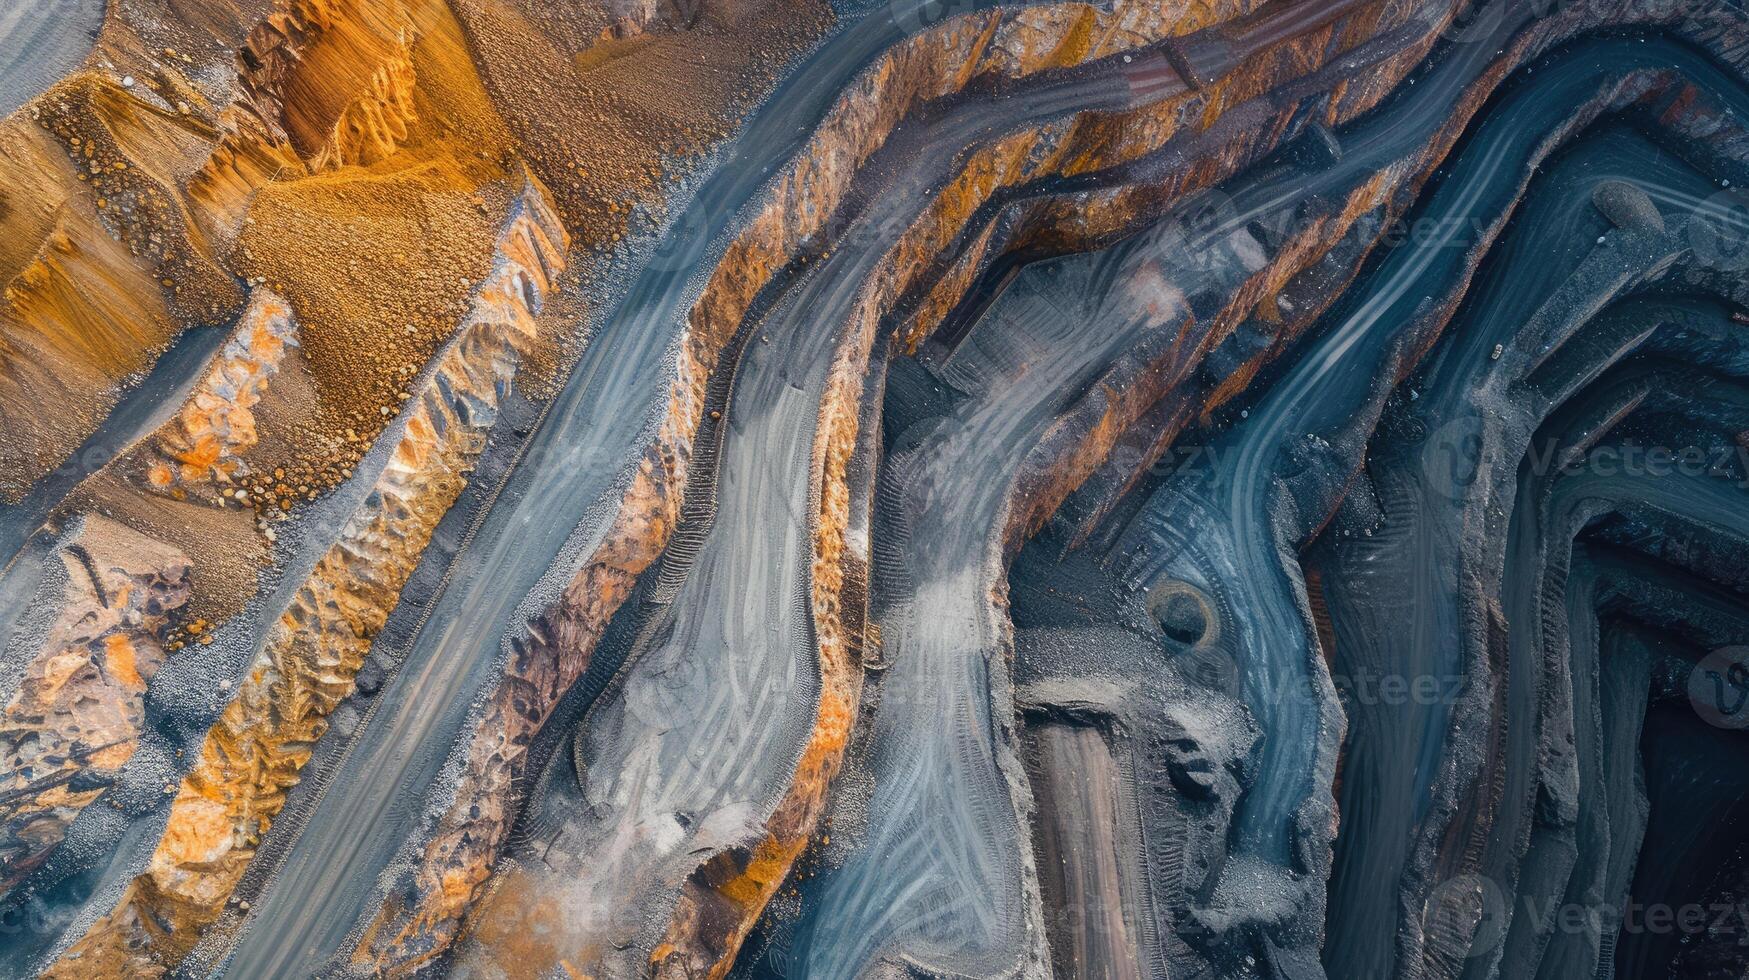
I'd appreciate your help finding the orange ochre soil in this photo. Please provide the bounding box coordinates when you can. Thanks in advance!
[0,0,832,612]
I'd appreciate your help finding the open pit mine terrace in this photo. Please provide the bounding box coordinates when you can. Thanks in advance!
[2,0,1749,977]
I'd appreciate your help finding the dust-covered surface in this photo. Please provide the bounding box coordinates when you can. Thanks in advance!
[4,0,1749,978]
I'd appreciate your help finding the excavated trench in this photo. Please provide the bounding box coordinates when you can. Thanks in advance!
[997,16,1749,980]
[4,0,1749,977]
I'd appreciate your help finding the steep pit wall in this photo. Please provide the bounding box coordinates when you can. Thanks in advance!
[1420,88,1749,980]
[0,72,242,501]
[686,0,1264,364]
[847,3,1493,583]
[224,0,534,487]
[31,75,241,319]
[1020,19,1749,973]
[144,290,298,494]
[357,1,1315,970]
[0,516,189,898]
[0,0,319,505]
[658,4,1749,973]
[43,176,567,979]
[883,1,1445,449]
[650,4,1450,973]
[232,0,523,176]
[1052,0,1749,549]
[0,0,819,510]
[377,3,1475,977]
[896,0,1443,351]
[88,0,277,91]
[18,0,561,637]
[41,287,301,624]
[0,0,532,507]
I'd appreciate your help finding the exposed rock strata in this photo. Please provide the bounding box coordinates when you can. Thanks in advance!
[957,12,1749,980]
[0,517,189,898]
[45,175,565,978]
[142,288,299,497]
[6,0,1749,976]
[0,73,238,500]
[365,2,1465,974]
[1021,21,1749,980]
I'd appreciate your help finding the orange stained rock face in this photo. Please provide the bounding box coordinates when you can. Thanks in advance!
[457,869,580,980]
[46,177,567,978]
[372,0,1428,973]
[152,289,300,492]
[156,795,239,876]
[0,516,189,895]
[102,633,143,690]
[15,0,1728,978]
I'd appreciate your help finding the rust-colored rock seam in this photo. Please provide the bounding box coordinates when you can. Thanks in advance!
[351,1,1501,975]
[42,173,567,979]
[0,517,190,900]
[349,0,1277,971]
[642,4,1452,978]
[647,3,1749,975]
